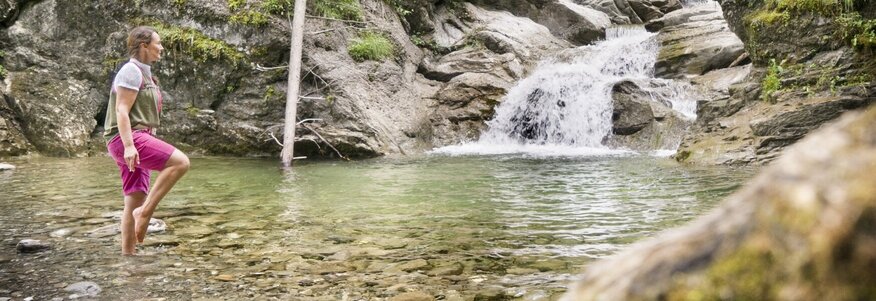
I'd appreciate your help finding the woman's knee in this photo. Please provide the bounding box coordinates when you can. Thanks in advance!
[168,150,190,173]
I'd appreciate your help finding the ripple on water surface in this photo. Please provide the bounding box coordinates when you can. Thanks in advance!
[0,155,755,300]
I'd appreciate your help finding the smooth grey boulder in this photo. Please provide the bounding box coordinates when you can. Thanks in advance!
[16,239,51,253]
[611,81,654,135]
[64,281,101,297]
[0,162,14,170]
[605,80,692,151]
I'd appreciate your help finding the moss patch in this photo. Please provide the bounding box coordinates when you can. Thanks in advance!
[0,50,6,79]
[136,19,245,65]
[348,31,395,62]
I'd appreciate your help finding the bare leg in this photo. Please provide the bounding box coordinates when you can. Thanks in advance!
[134,149,190,243]
[122,192,146,255]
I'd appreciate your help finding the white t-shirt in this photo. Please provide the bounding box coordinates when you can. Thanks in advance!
[112,58,154,93]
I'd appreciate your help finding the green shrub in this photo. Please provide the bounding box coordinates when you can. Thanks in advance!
[382,0,412,16]
[314,0,362,20]
[836,12,876,49]
[260,0,294,15]
[0,65,6,79]
[749,10,790,27]
[142,20,245,65]
[230,10,270,26]
[761,59,784,102]
[228,0,246,11]
[348,31,395,62]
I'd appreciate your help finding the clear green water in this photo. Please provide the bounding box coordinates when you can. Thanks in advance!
[0,155,755,300]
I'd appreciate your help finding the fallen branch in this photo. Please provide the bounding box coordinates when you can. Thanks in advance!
[297,118,324,125]
[300,124,350,161]
[255,63,288,71]
[309,26,359,35]
[305,15,372,25]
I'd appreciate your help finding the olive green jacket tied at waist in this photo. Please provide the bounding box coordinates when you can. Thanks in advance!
[103,59,163,142]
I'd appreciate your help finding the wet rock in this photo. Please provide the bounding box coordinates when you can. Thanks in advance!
[87,218,166,238]
[473,286,508,301]
[63,281,101,297]
[390,292,435,301]
[325,236,355,244]
[691,64,752,98]
[213,274,235,282]
[654,2,744,78]
[463,3,571,62]
[645,2,723,32]
[394,259,431,273]
[0,163,15,171]
[298,278,315,287]
[427,262,464,276]
[506,267,540,275]
[539,0,612,45]
[16,239,50,253]
[611,81,654,135]
[605,80,693,151]
[567,106,876,300]
[311,262,351,275]
[49,228,75,238]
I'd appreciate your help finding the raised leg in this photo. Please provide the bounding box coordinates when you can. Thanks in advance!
[133,149,190,243]
[122,192,146,255]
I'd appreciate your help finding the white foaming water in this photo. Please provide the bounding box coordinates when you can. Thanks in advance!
[432,26,697,157]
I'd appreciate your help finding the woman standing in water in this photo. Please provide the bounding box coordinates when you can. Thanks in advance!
[105,26,190,255]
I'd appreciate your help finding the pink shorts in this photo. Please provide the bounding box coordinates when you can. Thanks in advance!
[107,130,176,196]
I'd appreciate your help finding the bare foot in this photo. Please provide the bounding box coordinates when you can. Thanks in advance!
[132,207,149,243]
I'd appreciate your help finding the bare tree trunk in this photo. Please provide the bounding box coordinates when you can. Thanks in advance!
[281,0,308,167]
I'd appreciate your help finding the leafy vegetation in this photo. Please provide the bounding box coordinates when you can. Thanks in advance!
[348,31,395,62]
[748,10,790,27]
[227,0,363,26]
[0,50,6,79]
[138,19,245,65]
[313,0,363,21]
[761,59,783,102]
[382,0,412,16]
[836,12,876,49]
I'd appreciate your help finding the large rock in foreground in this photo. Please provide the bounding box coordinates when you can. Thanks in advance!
[564,105,876,300]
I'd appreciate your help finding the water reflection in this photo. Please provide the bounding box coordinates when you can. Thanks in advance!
[0,155,755,300]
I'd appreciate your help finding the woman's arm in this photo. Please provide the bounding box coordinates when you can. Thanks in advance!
[116,87,140,171]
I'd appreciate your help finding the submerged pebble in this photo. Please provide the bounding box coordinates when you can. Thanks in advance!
[16,239,51,253]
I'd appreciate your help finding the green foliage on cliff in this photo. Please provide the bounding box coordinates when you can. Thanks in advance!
[228,0,363,26]
[383,0,412,16]
[314,0,363,21]
[836,13,876,49]
[761,59,783,102]
[348,31,395,62]
[142,20,245,65]
[748,10,790,27]
[0,50,6,79]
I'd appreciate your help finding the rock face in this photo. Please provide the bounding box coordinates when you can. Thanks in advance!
[675,0,876,165]
[653,2,745,79]
[564,104,876,301]
[0,0,611,159]
[605,80,692,151]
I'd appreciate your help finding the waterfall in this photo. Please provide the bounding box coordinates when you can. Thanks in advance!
[432,26,697,157]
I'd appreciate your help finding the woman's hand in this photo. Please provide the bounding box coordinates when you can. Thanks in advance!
[124,145,140,172]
